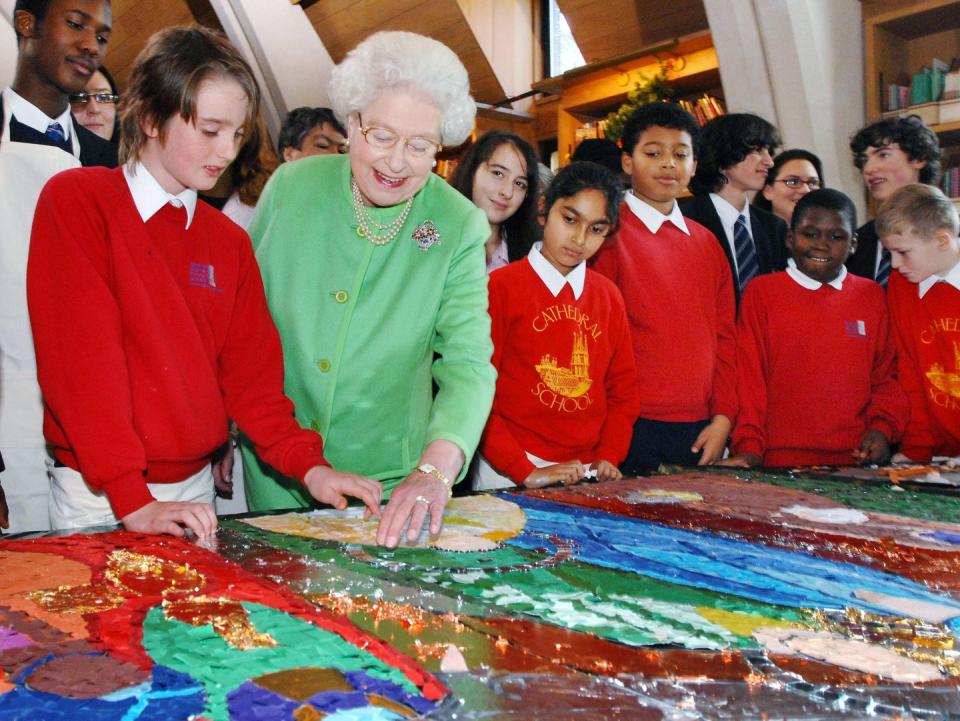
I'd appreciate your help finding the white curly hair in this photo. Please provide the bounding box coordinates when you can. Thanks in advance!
[328,31,476,147]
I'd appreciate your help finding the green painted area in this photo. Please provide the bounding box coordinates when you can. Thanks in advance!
[742,471,960,522]
[141,601,420,721]
[224,521,804,651]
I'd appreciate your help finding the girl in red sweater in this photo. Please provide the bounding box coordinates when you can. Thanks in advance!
[723,189,907,468]
[27,27,381,538]
[477,162,640,489]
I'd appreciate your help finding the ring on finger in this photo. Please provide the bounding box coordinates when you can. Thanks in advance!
[413,495,430,506]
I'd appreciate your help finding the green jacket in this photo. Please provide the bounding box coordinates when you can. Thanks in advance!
[241,155,495,510]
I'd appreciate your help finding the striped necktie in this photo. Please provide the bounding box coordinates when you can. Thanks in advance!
[734,214,759,290]
[45,122,65,143]
[876,247,892,287]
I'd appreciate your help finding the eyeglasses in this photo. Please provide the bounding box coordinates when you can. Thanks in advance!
[357,114,442,158]
[776,176,821,190]
[69,92,119,106]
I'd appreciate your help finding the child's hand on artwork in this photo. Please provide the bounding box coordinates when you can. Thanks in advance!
[304,465,382,516]
[853,430,892,466]
[716,453,761,468]
[593,460,622,482]
[0,481,8,532]
[691,415,732,465]
[121,500,217,538]
[523,461,586,489]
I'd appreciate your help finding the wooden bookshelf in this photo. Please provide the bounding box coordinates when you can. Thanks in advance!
[532,32,722,167]
[863,0,960,201]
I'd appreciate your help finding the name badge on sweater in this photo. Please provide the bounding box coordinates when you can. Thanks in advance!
[844,320,867,338]
[189,262,222,292]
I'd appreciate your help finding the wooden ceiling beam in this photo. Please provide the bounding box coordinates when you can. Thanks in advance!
[304,0,506,106]
[556,0,708,65]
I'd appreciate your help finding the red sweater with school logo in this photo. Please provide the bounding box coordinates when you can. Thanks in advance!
[480,259,640,483]
[731,272,907,466]
[887,271,960,460]
[591,204,737,422]
[27,166,328,519]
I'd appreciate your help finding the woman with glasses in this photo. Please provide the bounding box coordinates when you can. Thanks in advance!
[240,31,495,548]
[69,66,119,143]
[753,149,825,224]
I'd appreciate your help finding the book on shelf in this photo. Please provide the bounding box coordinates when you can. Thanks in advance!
[943,165,959,201]
[677,94,725,127]
[885,57,959,111]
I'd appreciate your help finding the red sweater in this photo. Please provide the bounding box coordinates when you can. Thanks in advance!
[480,259,639,482]
[731,272,907,466]
[887,271,960,460]
[27,167,327,518]
[591,204,737,422]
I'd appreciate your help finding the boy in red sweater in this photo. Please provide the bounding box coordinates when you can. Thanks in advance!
[592,103,736,474]
[723,189,907,468]
[27,27,380,537]
[878,184,960,461]
[477,162,639,489]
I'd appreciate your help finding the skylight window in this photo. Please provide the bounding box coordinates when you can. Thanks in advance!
[546,0,585,76]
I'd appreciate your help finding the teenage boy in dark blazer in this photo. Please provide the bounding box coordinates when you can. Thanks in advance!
[846,115,941,286]
[0,0,115,534]
[680,113,788,305]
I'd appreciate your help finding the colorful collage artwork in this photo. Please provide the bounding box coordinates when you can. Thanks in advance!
[2,470,960,719]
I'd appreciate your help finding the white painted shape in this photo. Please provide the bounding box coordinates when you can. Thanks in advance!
[780,505,869,524]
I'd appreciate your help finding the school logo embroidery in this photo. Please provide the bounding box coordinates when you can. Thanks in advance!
[529,303,602,413]
[844,320,867,338]
[925,341,960,400]
[189,262,221,292]
[536,330,592,398]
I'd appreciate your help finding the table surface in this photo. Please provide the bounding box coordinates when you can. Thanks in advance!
[2,466,960,721]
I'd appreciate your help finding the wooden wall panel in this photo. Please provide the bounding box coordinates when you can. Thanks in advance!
[304,0,506,105]
[103,0,221,90]
[556,0,708,64]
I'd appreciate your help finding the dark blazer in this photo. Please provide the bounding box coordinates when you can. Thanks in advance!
[846,220,879,280]
[0,96,118,168]
[679,194,789,304]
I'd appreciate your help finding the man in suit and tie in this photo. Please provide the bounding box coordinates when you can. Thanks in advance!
[680,113,788,306]
[0,0,115,533]
[846,115,941,287]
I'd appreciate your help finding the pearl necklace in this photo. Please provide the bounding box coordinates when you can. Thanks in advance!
[351,178,414,246]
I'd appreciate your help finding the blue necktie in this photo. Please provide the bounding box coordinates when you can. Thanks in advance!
[876,247,891,287]
[734,214,759,291]
[45,122,65,143]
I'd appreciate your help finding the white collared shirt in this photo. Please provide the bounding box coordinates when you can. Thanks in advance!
[709,193,753,276]
[527,241,586,300]
[123,162,197,229]
[624,190,690,235]
[918,258,960,299]
[786,258,847,291]
[2,86,77,157]
[486,231,510,273]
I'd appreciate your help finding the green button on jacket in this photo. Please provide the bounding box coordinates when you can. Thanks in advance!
[240,155,495,511]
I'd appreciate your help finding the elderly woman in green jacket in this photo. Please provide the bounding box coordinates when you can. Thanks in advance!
[241,31,495,548]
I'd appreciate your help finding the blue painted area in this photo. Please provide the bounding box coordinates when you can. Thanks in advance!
[342,671,436,716]
[507,494,960,625]
[224,669,431,720]
[0,661,204,721]
[920,530,960,546]
[226,681,300,721]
